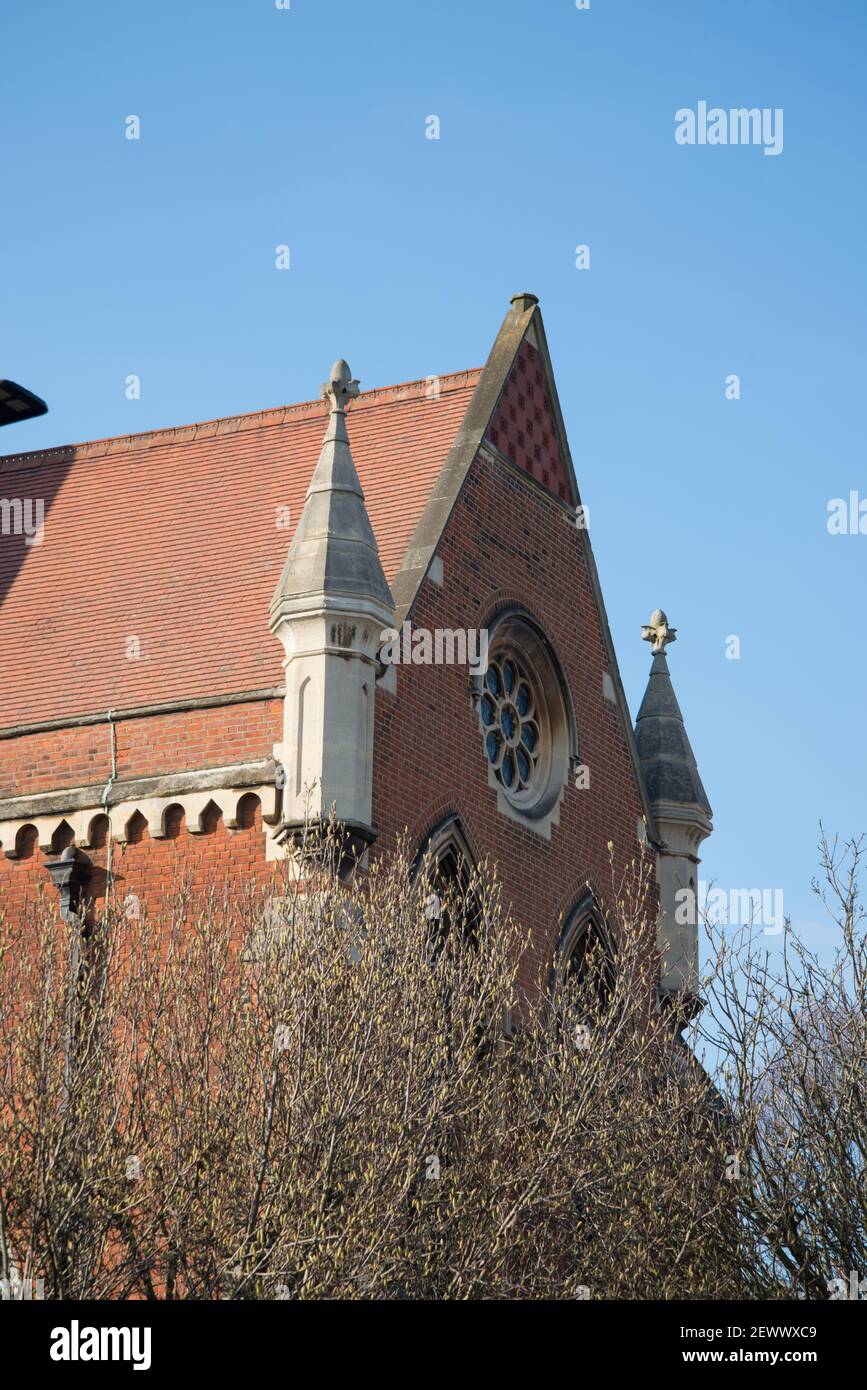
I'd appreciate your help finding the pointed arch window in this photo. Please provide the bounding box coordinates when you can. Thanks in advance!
[415,815,481,951]
[553,895,614,1018]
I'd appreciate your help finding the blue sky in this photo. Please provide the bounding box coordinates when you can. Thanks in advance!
[3,0,865,963]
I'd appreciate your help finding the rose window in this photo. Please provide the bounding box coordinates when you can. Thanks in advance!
[479,657,541,795]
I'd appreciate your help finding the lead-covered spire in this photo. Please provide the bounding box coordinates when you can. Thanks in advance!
[635,610,711,825]
[635,610,712,1009]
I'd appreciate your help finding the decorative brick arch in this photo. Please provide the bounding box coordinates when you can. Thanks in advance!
[412,810,480,880]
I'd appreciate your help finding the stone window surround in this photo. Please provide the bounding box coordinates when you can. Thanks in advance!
[471,606,577,841]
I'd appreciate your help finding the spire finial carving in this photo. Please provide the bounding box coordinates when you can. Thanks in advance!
[321,359,360,413]
[641,608,677,654]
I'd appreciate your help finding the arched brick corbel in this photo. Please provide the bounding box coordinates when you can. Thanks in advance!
[1,781,283,858]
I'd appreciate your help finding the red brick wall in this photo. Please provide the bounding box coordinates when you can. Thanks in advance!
[372,445,653,995]
[0,794,280,925]
[485,338,572,503]
[0,700,284,917]
[0,699,282,799]
[1,457,653,992]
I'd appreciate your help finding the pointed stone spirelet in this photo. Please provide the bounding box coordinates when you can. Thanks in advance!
[270,360,393,627]
[635,611,711,820]
[635,610,712,1007]
[269,362,395,856]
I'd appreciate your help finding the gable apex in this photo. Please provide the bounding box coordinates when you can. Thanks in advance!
[390,293,564,624]
[388,293,659,843]
[484,328,577,506]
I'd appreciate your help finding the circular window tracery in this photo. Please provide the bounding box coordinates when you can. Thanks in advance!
[475,613,573,831]
[480,657,541,796]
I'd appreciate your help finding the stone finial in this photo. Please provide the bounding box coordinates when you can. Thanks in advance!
[641,608,677,654]
[321,359,360,413]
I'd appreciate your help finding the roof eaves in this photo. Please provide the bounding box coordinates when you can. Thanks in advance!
[0,369,481,477]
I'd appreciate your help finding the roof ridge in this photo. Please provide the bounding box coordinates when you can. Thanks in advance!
[0,367,482,474]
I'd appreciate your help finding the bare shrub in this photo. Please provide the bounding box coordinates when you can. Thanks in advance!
[0,833,768,1300]
[699,831,867,1299]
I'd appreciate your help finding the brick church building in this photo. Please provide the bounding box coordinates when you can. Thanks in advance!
[0,294,712,1011]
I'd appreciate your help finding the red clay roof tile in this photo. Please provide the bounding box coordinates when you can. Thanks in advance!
[0,370,481,729]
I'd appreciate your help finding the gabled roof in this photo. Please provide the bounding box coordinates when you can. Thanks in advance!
[0,370,479,730]
[387,293,659,841]
[389,295,581,622]
[0,293,661,846]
